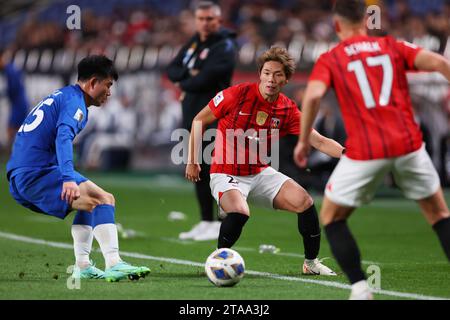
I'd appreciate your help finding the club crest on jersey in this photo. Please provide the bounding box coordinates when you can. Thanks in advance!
[270,117,280,129]
[256,111,268,126]
[73,108,84,122]
[213,91,224,107]
[199,48,209,60]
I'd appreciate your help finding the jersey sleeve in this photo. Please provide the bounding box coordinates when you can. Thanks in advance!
[56,124,76,182]
[56,94,85,135]
[395,40,423,71]
[309,53,332,87]
[208,85,240,119]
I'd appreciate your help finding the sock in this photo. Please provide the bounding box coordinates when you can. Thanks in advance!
[432,217,450,260]
[196,162,214,221]
[324,220,366,284]
[92,205,122,269]
[298,205,321,260]
[72,211,94,269]
[217,212,249,248]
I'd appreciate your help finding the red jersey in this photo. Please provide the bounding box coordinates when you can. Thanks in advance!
[208,82,301,176]
[310,35,423,160]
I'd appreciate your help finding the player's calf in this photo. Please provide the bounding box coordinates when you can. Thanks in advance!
[217,212,249,249]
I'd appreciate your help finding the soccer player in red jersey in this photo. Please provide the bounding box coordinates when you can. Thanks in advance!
[185,47,345,275]
[295,0,450,299]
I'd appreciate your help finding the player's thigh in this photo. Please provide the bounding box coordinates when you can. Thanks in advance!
[248,167,292,210]
[273,179,313,213]
[416,188,450,225]
[392,145,441,201]
[220,190,250,216]
[325,156,391,207]
[10,167,87,219]
[71,180,115,211]
[320,196,355,226]
[210,173,251,216]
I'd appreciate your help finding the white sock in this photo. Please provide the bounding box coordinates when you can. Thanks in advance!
[305,258,317,265]
[93,223,122,269]
[71,225,93,269]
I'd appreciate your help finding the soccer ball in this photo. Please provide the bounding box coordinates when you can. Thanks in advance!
[205,248,245,287]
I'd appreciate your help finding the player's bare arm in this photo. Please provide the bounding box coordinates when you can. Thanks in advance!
[185,105,217,182]
[414,49,450,82]
[309,129,345,158]
[294,80,328,168]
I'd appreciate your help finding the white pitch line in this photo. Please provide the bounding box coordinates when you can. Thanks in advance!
[195,244,380,265]
[0,231,447,300]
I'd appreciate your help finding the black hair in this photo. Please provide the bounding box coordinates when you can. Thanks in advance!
[195,1,221,15]
[77,55,118,81]
[333,0,367,23]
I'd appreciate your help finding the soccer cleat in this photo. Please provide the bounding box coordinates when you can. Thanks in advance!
[302,258,337,276]
[193,221,221,241]
[104,261,150,282]
[179,221,213,240]
[349,280,374,300]
[71,262,105,279]
[349,289,374,300]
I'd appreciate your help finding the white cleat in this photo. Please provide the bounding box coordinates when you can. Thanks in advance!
[193,221,221,241]
[302,258,337,276]
[349,280,374,300]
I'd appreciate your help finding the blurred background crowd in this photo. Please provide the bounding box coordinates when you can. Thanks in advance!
[0,0,449,190]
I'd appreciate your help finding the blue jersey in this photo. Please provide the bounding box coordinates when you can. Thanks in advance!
[7,84,88,182]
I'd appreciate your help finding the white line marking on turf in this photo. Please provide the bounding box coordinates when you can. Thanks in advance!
[0,231,447,300]
[162,239,381,265]
[228,246,379,265]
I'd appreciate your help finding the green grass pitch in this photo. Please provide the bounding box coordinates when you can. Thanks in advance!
[0,168,449,300]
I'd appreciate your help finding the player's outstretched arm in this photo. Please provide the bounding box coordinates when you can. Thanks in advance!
[414,49,450,82]
[309,129,345,158]
[185,105,217,182]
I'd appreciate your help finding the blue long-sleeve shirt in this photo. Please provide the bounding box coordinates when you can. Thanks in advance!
[7,84,88,182]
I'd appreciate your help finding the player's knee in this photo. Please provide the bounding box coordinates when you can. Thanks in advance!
[230,207,250,216]
[99,192,115,206]
[294,194,314,213]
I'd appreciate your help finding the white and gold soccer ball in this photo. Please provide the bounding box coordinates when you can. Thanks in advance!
[205,248,245,287]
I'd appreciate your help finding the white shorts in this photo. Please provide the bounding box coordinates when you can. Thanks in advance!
[210,167,291,216]
[325,144,441,207]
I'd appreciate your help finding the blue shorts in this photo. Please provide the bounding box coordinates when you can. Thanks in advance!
[8,166,88,219]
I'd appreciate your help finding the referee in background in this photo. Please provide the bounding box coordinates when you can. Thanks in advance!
[167,1,237,241]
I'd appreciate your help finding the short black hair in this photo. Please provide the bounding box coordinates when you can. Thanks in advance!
[333,0,367,23]
[195,1,221,16]
[77,55,118,82]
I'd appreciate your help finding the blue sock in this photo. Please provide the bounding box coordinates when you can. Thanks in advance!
[92,204,115,228]
[73,210,93,227]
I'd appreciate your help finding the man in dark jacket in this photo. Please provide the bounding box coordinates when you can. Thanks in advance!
[167,1,237,241]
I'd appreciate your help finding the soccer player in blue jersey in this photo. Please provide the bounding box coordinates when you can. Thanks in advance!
[6,55,150,282]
